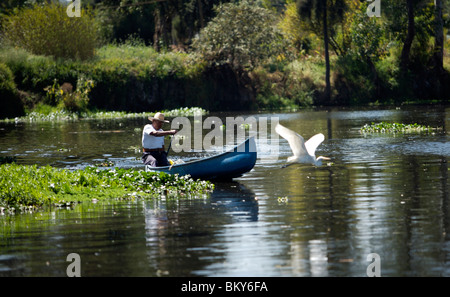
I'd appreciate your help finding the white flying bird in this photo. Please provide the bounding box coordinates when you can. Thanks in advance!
[275,123,330,167]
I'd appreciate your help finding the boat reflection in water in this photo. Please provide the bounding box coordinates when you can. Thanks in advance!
[142,181,259,276]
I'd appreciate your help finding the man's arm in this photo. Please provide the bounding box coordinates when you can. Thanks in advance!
[149,130,177,137]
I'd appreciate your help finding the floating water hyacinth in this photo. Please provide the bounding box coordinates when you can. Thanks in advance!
[360,122,441,134]
[3,107,208,123]
[26,110,80,122]
[0,164,214,214]
[162,107,207,117]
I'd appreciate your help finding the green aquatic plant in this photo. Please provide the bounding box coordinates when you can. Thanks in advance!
[89,107,208,119]
[162,107,207,117]
[19,108,80,122]
[3,107,208,123]
[0,164,214,215]
[360,122,440,134]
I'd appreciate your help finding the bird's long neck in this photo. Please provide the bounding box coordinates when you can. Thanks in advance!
[315,156,330,166]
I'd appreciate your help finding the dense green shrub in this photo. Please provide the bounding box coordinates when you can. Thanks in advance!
[0,62,24,119]
[94,42,205,79]
[332,54,376,105]
[252,57,324,109]
[0,47,79,97]
[192,0,285,72]
[1,3,99,60]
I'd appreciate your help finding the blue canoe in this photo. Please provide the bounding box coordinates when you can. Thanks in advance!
[145,137,257,180]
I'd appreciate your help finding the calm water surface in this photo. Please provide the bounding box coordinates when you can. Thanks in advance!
[0,106,449,276]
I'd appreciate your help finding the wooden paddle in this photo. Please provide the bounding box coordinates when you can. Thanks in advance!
[166,135,173,157]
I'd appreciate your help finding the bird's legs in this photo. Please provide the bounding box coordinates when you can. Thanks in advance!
[281,162,296,169]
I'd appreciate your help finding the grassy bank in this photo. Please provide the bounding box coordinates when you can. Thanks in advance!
[0,163,214,215]
[0,44,326,116]
[0,44,213,116]
[1,43,449,121]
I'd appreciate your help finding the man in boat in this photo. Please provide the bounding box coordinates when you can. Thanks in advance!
[142,112,177,167]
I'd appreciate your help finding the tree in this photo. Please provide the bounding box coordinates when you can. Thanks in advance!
[94,0,230,50]
[2,3,99,60]
[191,0,285,107]
[348,3,387,97]
[383,0,437,71]
[192,1,284,72]
[279,0,315,54]
[296,0,346,104]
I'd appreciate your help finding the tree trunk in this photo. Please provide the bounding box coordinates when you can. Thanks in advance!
[432,0,444,74]
[154,7,162,51]
[198,0,205,29]
[323,0,331,103]
[400,0,415,71]
[153,3,171,51]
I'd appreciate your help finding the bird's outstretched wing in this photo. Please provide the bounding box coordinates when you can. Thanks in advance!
[275,123,308,157]
[304,133,325,157]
